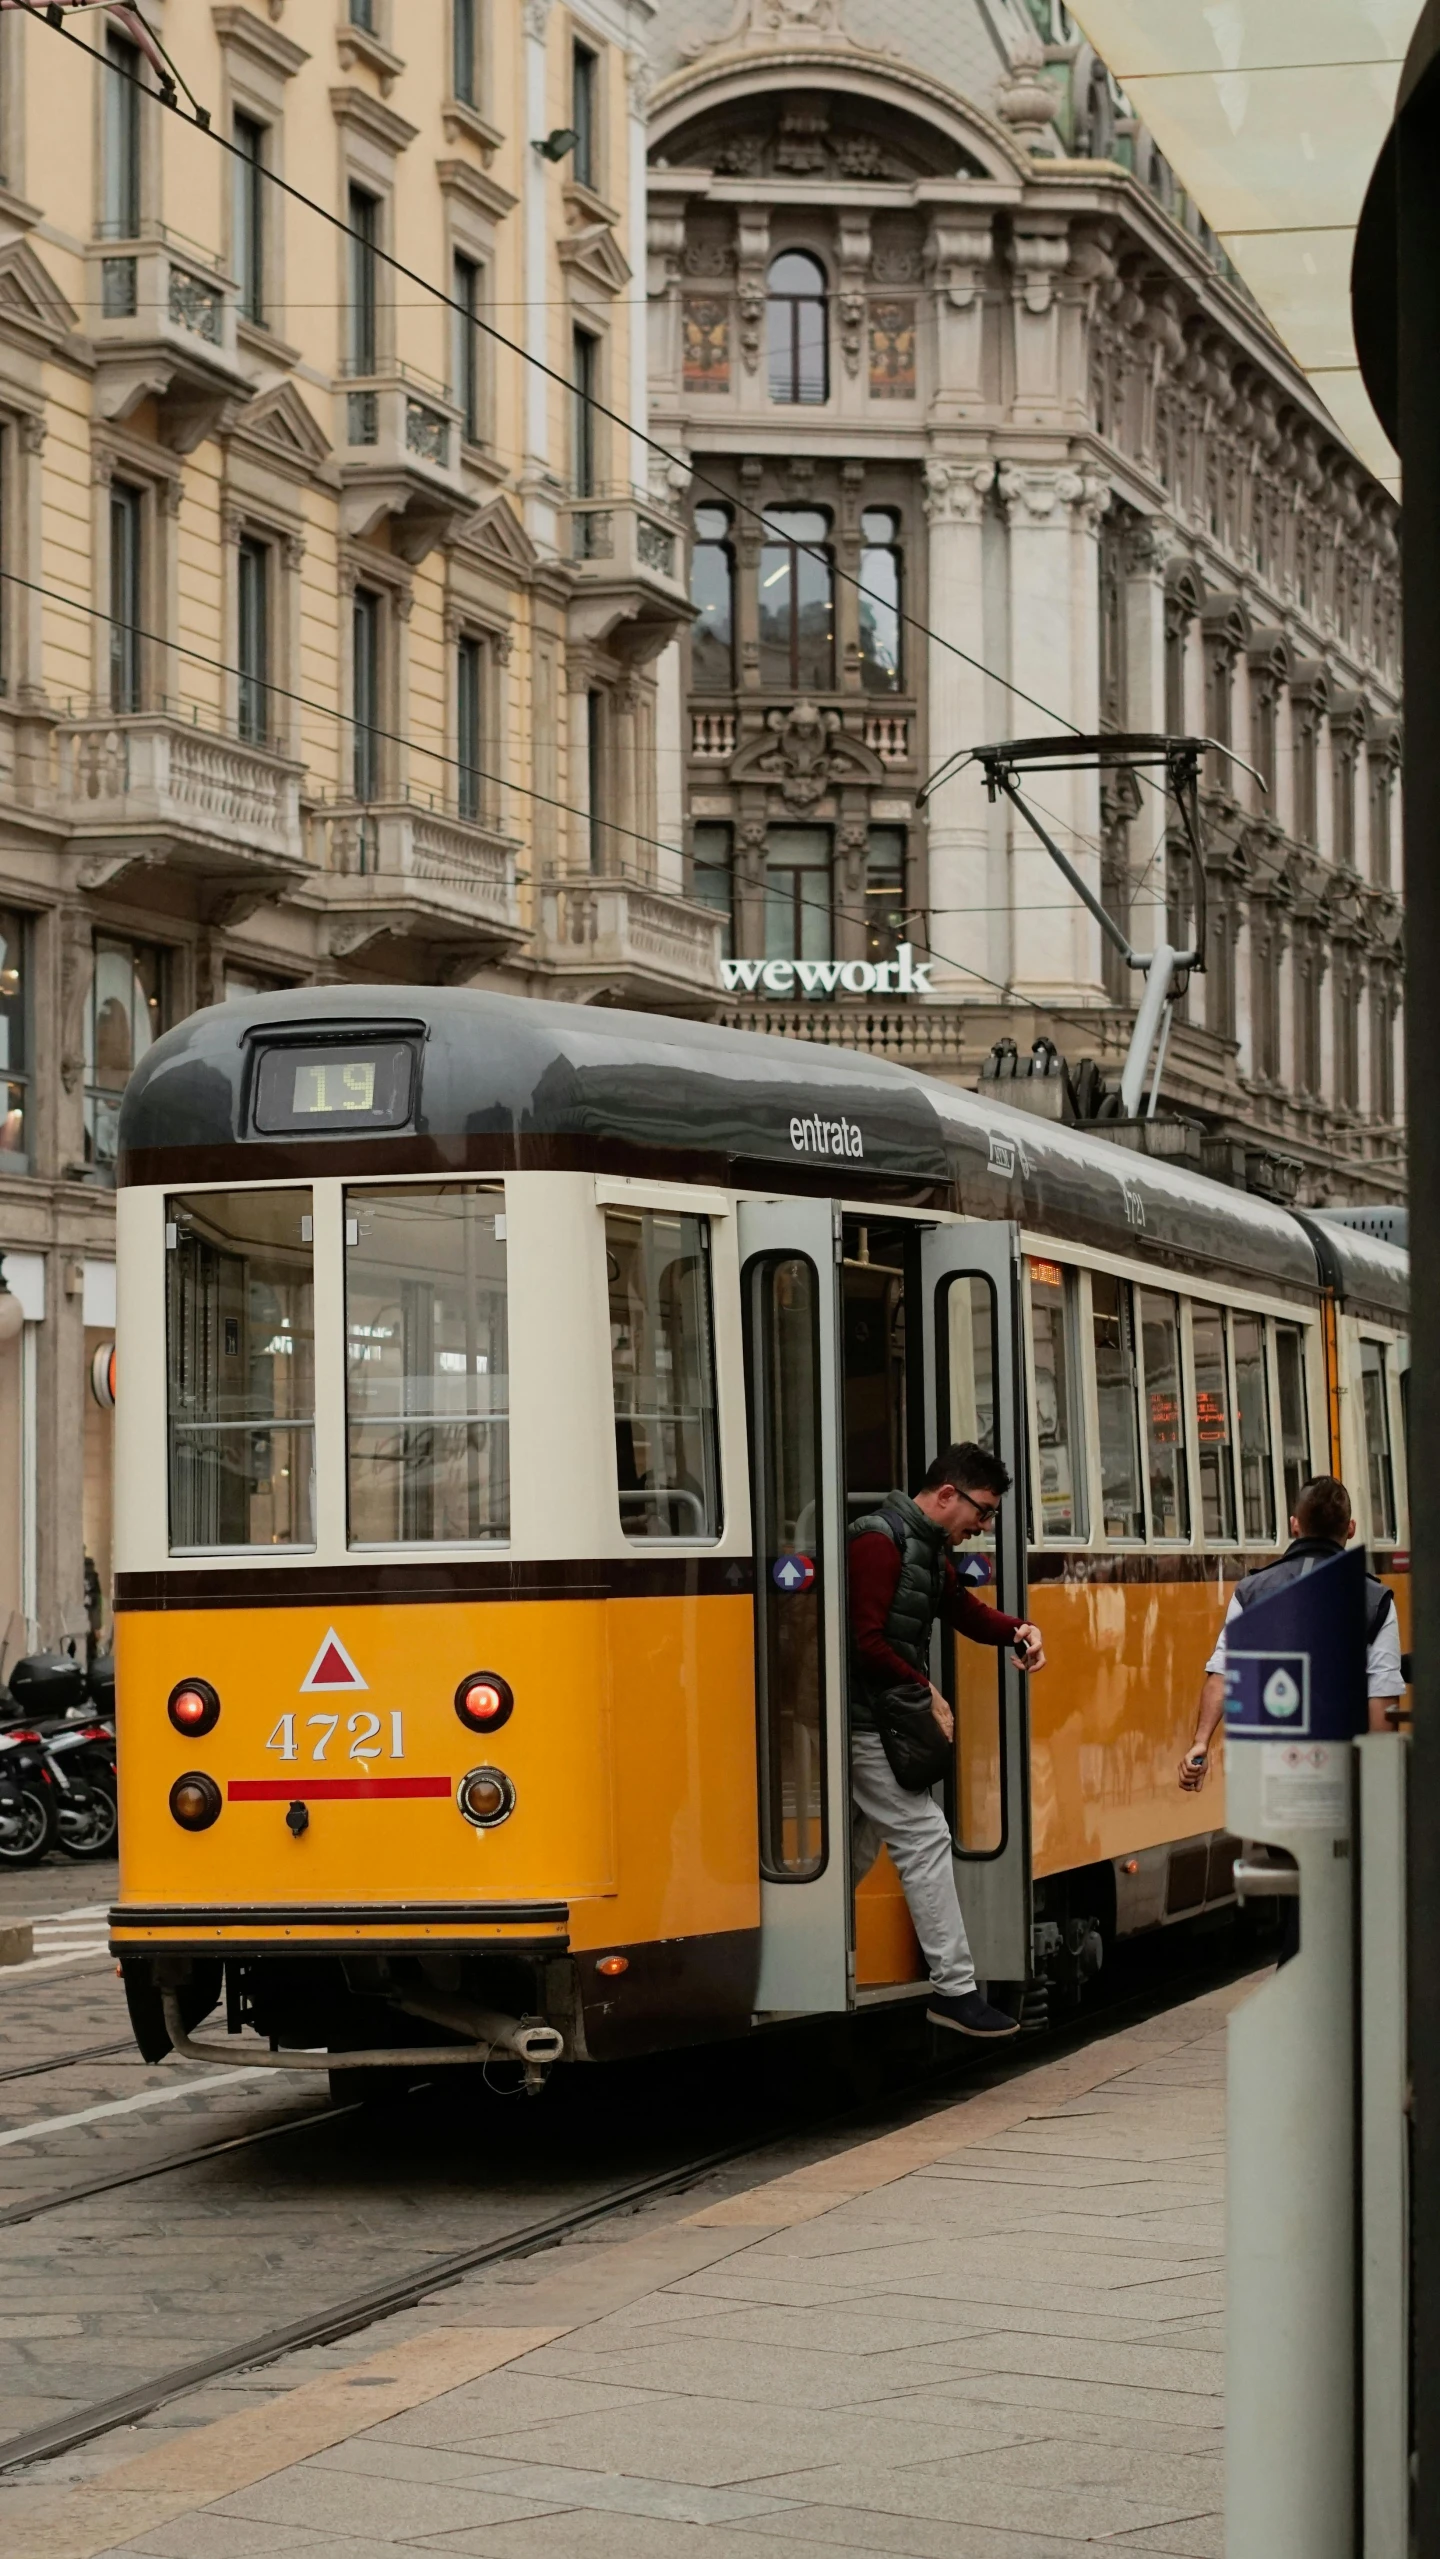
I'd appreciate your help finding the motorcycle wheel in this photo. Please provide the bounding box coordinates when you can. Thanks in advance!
[0,1787,57,1866]
[56,1783,118,1861]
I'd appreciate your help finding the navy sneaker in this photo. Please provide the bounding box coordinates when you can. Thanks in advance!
[927,1989,1020,2039]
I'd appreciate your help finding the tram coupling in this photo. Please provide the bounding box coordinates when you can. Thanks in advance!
[160,1992,566,2096]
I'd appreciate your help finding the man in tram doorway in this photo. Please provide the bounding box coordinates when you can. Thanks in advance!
[849,1444,1046,2041]
[1179,1473,1403,1793]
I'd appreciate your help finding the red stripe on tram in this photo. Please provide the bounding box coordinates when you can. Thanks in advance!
[228,1777,452,1802]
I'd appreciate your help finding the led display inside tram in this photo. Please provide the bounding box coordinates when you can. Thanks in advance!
[252,1040,415,1135]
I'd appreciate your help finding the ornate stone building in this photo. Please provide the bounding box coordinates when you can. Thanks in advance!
[0,0,709,1655]
[645,0,1404,1206]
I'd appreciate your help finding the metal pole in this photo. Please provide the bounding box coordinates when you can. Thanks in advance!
[1119,945,1177,1120]
[1393,40,1440,2548]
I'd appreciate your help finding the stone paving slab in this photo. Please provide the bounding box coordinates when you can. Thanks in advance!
[0,1976,1248,2559]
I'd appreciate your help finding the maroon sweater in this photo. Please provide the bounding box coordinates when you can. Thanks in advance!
[849,1530,1022,1693]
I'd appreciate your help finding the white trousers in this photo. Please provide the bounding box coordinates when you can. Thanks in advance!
[850,1730,976,1998]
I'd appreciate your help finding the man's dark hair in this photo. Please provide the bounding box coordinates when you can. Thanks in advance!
[1294,1476,1353,1542]
[921,1442,1011,1500]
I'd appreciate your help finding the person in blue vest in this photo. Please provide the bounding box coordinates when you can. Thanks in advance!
[849,1444,1046,2041]
[1179,1473,1403,1792]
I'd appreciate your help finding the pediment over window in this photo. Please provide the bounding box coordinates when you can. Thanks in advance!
[231,380,336,483]
[558,223,633,297]
[459,494,538,577]
[0,240,80,358]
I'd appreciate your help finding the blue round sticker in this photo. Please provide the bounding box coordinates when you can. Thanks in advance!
[772,1554,815,1593]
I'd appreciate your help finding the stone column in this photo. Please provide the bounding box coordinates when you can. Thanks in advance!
[654,638,684,891]
[996,461,1109,1003]
[921,457,994,996]
[625,56,650,489]
[923,212,993,423]
[612,675,641,880]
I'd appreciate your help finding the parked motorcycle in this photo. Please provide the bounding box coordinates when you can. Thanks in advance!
[0,1726,55,1866]
[2,1649,117,1862]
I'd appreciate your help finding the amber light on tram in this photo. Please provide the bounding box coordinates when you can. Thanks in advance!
[596,1955,629,1977]
[168,1678,220,1737]
[455,1671,514,1734]
[457,1766,515,1828]
[170,1772,222,1831]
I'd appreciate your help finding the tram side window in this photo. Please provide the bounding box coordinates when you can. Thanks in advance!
[1140,1289,1189,1539]
[1275,1323,1311,1519]
[166,1189,315,1552]
[1359,1338,1397,1544]
[1028,1259,1085,1539]
[749,1255,825,1880]
[1091,1273,1143,1539]
[345,1186,508,1545]
[1192,1303,1237,1540]
[1233,1313,1276,1544]
[607,1209,720,1540]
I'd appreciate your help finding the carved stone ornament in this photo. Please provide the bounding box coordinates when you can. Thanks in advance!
[522,0,552,40]
[730,699,885,810]
[683,0,855,60]
[998,465,1110,536]
[923,459,995,527]
[993,28,1057,150]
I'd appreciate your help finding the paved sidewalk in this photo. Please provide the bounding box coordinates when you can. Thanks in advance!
[0,1978,1246,2559]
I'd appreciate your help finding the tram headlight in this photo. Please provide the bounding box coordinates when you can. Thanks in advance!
[169,1772,222,1831]
[455,1671,514,1735]
[168,1678,220,1737]
[457,1765,515,1828]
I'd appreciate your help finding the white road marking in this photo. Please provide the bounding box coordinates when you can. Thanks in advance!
[0,1904,111,1980]
[0,2067,271,2147]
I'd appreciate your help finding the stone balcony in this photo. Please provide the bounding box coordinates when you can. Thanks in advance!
[57,709,308,905]
[337,364,472,561]
[531,872,724,1011]
[564,484,693,665]
[306,799,526,969]
[88,226,254,449]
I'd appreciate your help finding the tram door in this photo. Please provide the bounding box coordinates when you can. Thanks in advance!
[740,1198,850,2014]
[921,1220,1032,1985]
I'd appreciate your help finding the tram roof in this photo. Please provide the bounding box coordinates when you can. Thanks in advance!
[119,985,1354,1300]
[1298,1213,1410,1327]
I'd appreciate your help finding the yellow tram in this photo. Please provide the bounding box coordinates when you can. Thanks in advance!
[109,990,1409,2080]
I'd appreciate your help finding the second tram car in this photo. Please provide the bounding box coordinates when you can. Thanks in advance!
[108,989,1409,2080]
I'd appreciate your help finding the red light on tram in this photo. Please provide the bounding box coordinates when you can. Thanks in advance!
[455,1671,514,1734]
[168,1678,220,1737]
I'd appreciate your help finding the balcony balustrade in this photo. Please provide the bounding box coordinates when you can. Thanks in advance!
[532,871,723,1011]
[336,362,472,561]
[564,483,691,663]
[308,797,525,965]
[88,225,253,448]
[57,706,306,894]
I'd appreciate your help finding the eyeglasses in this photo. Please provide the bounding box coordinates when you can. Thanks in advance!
[958,1491,1000,1523]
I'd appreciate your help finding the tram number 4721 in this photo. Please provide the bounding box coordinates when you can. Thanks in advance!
[265,1712,406,1763]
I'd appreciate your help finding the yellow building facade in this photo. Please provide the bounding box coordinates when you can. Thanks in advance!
[0,0,708,1659]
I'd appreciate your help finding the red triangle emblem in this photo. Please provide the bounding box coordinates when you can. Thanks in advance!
[300,1629,367,1693]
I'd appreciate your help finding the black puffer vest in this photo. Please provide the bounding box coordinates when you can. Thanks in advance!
[1233,1536,1395,1645]
[848,1488,948,1731]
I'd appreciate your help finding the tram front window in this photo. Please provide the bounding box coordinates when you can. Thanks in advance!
[607,1208,719,1539]
[166,1188,315,1551]
[345,1185,509,1545]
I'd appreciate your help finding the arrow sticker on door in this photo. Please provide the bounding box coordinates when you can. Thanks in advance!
[772,1555,815,1593]
[300,1628,368,1692]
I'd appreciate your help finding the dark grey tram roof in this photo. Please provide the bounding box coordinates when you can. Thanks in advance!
[1300,1212,1410,1326]
[118,984,1386,1305]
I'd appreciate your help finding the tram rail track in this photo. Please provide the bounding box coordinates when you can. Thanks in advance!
[0,1933,1258,2481]
[0,2038,133,2090]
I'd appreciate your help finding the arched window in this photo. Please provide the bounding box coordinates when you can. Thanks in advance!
[859,509,902,693]
[690,505,734,691]
[758,508,833,691]
[766,251,827,405]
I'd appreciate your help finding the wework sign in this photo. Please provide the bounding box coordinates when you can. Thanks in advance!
[719,942,933,998]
